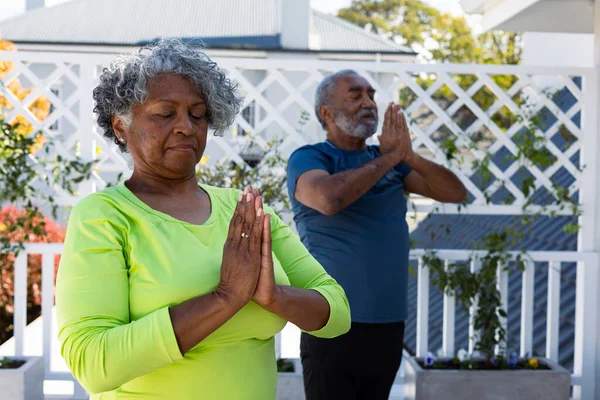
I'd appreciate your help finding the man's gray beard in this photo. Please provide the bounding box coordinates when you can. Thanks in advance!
[333,110,378,139]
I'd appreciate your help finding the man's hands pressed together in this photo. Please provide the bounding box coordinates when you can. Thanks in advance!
[379,103,415,165]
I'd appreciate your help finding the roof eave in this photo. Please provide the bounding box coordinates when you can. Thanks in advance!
[467,0,542,32]
[459,0,486,14]
[8,40,417,56]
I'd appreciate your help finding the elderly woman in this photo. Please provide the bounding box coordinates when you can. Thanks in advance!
[55,38,350,400]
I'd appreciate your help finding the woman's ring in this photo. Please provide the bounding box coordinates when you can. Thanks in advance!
[241,232,249,238]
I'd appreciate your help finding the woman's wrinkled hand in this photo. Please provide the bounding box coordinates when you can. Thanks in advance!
[216,188,265,308]
[250,191,281,309]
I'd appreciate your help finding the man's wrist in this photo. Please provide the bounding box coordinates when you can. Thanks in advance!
[402,152,419,168]
[379,151,402,168]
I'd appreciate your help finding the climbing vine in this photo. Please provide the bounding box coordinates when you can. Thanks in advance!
[416,87,580,359]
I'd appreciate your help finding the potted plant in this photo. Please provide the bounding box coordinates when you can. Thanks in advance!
[404,241,574,399]
[276,358,305,400]
[0,356,44,400]
[404,347,570,399]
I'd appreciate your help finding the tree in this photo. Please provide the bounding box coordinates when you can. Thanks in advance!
[337,0,522,65]
[339,0,439,52]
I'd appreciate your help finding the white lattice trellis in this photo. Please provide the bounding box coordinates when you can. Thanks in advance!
[0,51,592,215]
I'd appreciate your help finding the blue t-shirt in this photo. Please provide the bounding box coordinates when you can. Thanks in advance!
[287,141,412,323]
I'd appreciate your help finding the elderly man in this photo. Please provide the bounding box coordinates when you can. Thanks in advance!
[286,70,467,400]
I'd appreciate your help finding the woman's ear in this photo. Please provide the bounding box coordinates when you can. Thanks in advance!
[112,115,128,143]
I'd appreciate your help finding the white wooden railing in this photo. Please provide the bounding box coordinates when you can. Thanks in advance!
[3,244,597,399]
[409,249,599,395]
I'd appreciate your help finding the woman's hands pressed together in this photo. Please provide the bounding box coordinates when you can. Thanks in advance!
[224,189,332,332]
[216,188,263,307]
[165,187,279,355]
[216,188,279,310]
[169,187,334,354]
[250,191,280,309]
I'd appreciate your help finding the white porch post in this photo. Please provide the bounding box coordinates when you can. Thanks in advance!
[578,2,600,399]
[593,4,600,400]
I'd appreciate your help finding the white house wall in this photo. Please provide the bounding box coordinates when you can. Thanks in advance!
[523,32,594,68]
[522,32,594,91]
[482,0,594,34]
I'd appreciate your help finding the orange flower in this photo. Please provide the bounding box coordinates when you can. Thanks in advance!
[1,40,51,134]
[28,96,51,122]
[10,114,35,135]
[0,40,17,78]
[29,134,46,154]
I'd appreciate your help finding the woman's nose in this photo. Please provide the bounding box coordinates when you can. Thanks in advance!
[174,113,194,136]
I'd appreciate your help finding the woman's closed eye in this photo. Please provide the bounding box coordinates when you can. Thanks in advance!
[154,112,174,118]
[150,109,205,120]
[153,112,203,120]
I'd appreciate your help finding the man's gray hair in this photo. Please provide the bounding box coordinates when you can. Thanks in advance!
[314,70,360,129]
[93,38,244,152]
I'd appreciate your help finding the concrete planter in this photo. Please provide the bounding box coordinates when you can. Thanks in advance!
[404,355,570,400]
[277,358,305,400]
[0,356,44,400]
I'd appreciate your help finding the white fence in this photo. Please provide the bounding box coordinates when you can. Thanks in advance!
[1,50,599,399]
[6,244,597,399]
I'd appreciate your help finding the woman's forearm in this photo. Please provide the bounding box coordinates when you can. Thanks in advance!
[262,285,330,332]
[169,291,244,354]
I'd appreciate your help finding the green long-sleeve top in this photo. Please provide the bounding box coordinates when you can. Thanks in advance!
[56,183,350,400]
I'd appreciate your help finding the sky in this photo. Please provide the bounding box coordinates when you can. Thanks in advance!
[0,0,466,23]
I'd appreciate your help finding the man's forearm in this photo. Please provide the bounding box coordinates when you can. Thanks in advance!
[317,152,398,214]
[405,153,467,203]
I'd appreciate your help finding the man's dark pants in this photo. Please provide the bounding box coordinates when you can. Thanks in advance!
[300,321,405,400]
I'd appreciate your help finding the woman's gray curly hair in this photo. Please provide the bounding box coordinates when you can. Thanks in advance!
[93,38,244,152]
